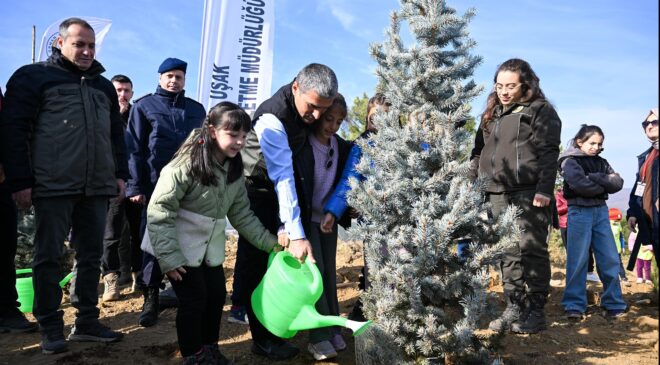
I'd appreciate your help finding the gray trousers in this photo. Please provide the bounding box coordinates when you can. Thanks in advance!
[32,195,108,334]
[489,190,551,295]
[308,222,340,343]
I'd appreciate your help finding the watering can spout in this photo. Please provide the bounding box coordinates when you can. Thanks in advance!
[289,305,373,336]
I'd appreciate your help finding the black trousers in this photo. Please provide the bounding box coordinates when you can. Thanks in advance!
[101,197,143,276]
[233,189,280,343]
[170,264,226,357]
[489,190,551,295]
[32,195,107,334]
[0,190,19,314]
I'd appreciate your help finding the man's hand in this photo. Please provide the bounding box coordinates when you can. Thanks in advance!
[116,179,126,201]
[130,194,146,205]
[12,188,32,210]
[320,213,335,233]
[287,238,316,263]
[166,266,187,282]
[628,217,637,232]
[532,193,551,207]
[119,100,130,115]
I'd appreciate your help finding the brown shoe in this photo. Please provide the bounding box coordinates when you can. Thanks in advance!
[102,273,120,302]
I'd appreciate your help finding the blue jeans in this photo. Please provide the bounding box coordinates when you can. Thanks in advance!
[562,205,626,313]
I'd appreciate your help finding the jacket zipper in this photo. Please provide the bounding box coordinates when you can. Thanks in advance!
[515,115,521,182]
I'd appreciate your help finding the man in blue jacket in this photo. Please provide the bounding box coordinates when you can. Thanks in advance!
[125,58,206,327]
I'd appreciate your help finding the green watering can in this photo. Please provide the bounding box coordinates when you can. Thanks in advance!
[15,269,74,313]
[251,251,372,339]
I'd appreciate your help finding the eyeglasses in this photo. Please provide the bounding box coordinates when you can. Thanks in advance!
[642,120,658,129]
[325,147,334,169]
[495,83,522,92]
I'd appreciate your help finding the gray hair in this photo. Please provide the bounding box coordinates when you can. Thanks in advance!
[59,17,94,40]
[295,63,338,99]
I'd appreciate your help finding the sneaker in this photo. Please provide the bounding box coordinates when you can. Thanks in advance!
[586,272,601,283]
[564,310,583,321]
[330,333,347,351]
[182,348,213,365]
[637,278,644,284]
[603,308,627,320]
[41,332,68,354]
[68,321,124,342]
[307,340,338,360]
[103,273,120,302]
[251,339,299,361]
[0,307,38,333]
[203,344,235,365]
[645,280,654,285]
[228,306,249,325]
[621,278,632,287]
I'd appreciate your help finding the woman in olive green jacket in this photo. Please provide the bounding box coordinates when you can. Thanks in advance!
[144,102,278,364]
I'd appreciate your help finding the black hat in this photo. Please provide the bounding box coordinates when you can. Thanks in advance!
[158,57,187,74]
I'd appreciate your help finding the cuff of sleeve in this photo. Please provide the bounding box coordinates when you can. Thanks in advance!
[287,221,306,241]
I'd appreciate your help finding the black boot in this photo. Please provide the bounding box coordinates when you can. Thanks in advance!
[511,292,547,334]
[488,290,525,332]
[138,287,159,327]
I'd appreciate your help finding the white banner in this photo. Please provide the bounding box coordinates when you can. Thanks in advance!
[196,0,274,114]
[37,17,112,62]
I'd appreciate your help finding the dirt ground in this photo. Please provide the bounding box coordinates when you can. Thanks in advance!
[0,240,657,365]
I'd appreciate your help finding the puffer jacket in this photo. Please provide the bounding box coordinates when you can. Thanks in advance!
[477,99,561,197]
[146,132,277,274]
[0,48,128,197]
[125,86,206,197]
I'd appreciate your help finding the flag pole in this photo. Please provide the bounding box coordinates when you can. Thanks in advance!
[31,25,36,63]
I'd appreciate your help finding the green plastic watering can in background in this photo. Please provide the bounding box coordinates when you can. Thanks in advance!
[15,269,74,313]
[251,251,372,339]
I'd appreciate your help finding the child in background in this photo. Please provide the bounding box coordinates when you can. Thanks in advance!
[559,124,627,321]
[145,102,285,365]
[628,230,654,285]
[321,93,392,323]
[306,94,353,360]
[609,208,631,286]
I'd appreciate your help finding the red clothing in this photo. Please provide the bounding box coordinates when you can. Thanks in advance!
[555,190,568,228]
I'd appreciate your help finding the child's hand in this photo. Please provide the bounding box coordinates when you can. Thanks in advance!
[277,230,289,249]
[320,213,335,233]
[287,238,316,263]
[166,267,187,281]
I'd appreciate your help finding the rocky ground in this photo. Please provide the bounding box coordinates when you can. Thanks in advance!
[1,240,657,365]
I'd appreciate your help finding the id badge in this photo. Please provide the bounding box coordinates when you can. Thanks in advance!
[634,182,646,197]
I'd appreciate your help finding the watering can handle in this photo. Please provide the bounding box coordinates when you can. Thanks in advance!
[304,252,322,297]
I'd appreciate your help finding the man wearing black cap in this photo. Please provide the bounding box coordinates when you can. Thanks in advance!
[125,57,206,327]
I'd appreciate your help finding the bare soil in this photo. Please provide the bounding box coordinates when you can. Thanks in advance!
[1,240,657,365]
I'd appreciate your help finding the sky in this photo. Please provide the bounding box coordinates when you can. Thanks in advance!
[0,0,658,186]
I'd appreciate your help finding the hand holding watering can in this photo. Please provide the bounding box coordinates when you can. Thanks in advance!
[275,228,316,264]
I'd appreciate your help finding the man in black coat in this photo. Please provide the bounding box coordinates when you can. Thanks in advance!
[0,17,127,354]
